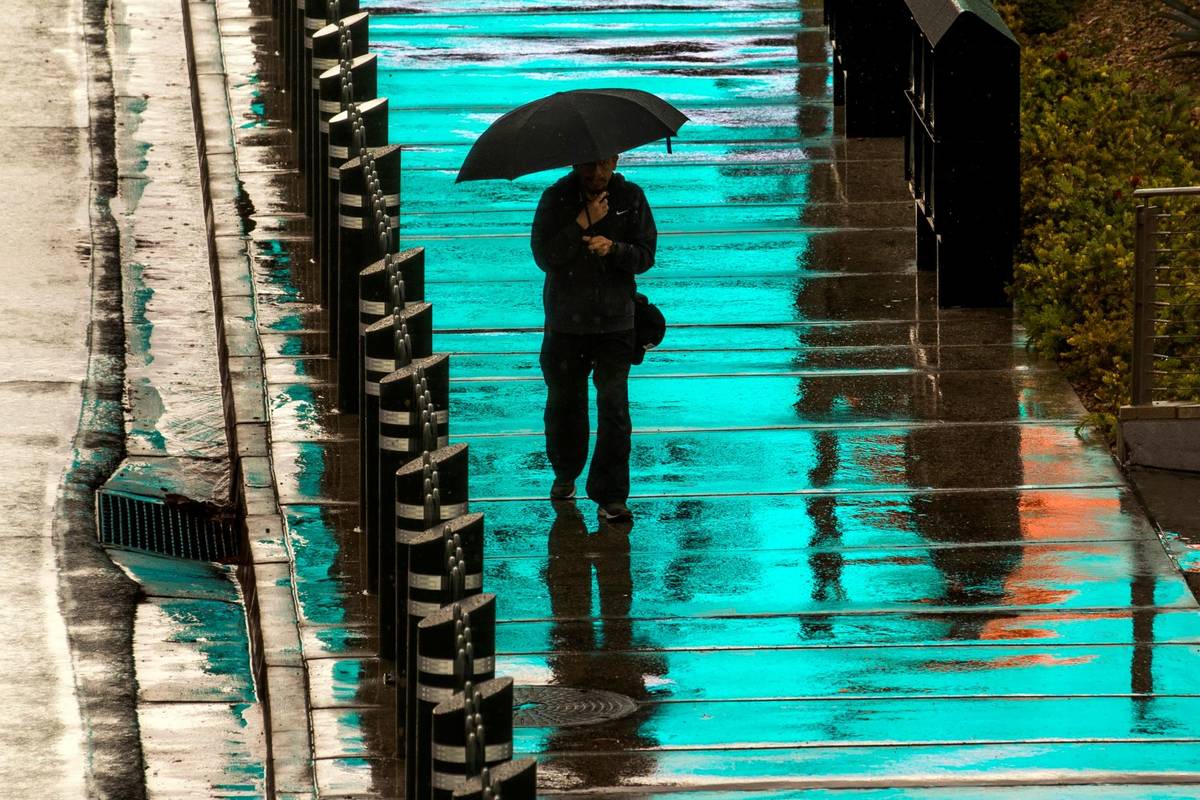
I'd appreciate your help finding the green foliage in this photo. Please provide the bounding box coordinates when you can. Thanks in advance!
[1005,0,1084,34]
[1014,46,1200,433]
[1161,0,1200,59]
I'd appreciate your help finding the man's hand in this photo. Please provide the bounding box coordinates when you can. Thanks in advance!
[583,235,614,257]
[576,191,609,229]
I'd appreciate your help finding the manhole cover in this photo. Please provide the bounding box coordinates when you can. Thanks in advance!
[512,686,637,728]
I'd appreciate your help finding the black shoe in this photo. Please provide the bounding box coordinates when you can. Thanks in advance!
[550,479,576,500]
[597,501,632,522]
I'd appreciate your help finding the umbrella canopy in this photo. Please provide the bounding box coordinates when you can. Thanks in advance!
[455,88,688,183]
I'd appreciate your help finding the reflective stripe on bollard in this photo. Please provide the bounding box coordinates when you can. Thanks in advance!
[302,1,361,194]
[310,11,369,276]
[450,758,538,800]
[391,443,470,657]
[399,514,484,763]
[430,663,511,795]
[356,258,396,588]
[362,303,429,601]
[379,353,450,629]
[415,596,496,800]
[335,140,397,412]
[326,96,387,330]
[387,439,465,664]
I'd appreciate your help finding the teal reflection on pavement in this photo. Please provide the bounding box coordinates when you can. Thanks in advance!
[365,0,1200,790]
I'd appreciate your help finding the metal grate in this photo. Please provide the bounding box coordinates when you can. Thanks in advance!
[96,489,240,562]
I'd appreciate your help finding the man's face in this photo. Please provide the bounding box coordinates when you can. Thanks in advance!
[573,156,618,195]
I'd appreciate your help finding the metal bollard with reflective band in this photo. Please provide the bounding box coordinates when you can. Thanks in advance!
[357,259,395,502]
[342,269,428,417]
[414,596,497,800]
[450,759,538,800]
[302,0,359,182]
[386,444,468,664]
[334,149,370,413]
[399,514,483,758]
[316,51,376,285]
[332,138,378,410]
[395,443,469,535]
[320,52,380,288]
[309,11,368,251]
[325,97,387,319]
[355,145,402,265]
[361,303,430,585]
[379,353,450,608]
[431,678,514,798]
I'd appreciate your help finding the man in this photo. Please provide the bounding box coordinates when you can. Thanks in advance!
[530,155,656,521]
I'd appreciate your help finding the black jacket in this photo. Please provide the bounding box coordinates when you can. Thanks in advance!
[530,172,656,334]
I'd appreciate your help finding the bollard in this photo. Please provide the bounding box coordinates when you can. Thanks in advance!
[431,678,513,796]
[414,595,497,800]
[378,352,450,611]
[399,514,484,760]
[359,145,402,266]
[379,384,452,662]
[310,11,369,255]
[302,0,360,184]
[355,259,396,588]
[336,190,414,410]
[337,145,403,408]
[287,0,303,155]
[361,303,431,592]
[395,443,469,537]
[388,246,427,306]
[316,51,377,296]
[450,759,538,800]
[325,96,388,317]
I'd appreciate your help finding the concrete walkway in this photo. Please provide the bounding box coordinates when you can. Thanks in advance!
[221,0,1200,795]
[0,1,91,795]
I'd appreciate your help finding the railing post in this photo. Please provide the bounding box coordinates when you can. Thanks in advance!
[1132,204,1158,405]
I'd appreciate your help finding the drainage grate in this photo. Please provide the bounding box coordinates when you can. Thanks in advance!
[96,488,240,562]
[512,686,638,728]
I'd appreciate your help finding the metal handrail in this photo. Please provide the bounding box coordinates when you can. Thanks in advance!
[1134,186,1200,198]
[1132,188,1200,405]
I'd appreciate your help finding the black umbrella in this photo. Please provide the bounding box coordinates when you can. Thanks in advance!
[455,88,688,183]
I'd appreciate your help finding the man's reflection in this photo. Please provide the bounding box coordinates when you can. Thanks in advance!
[543,500,665,783]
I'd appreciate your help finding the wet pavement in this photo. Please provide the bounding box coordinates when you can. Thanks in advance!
[0,0,93,796]
[215,0,1200,794]
[112,548,267,797]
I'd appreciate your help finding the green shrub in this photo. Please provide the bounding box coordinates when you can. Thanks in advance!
[1007,0,1085,34]
[1013,47,1200,434]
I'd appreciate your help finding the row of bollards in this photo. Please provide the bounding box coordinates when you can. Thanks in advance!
[268,2,536,795]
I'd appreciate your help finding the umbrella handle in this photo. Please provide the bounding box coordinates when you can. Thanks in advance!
[667,136,672,154]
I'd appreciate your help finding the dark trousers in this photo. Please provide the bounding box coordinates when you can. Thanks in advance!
[539,328,634,504]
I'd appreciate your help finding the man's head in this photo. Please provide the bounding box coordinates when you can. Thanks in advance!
[573,155,618,195]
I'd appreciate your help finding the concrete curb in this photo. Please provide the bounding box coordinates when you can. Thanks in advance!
[181,0,315,796]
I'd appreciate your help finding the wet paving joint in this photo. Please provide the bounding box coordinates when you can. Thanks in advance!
[178,0,1200,796]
